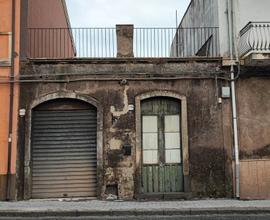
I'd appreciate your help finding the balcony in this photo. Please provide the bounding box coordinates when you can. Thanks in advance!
[239,22,270,65]
[26,26,219,59]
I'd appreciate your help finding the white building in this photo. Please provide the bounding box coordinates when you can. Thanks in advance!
[172,0,270,65]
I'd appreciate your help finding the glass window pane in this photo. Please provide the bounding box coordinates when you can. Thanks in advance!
[165,149,181,163]
[165,115,180,132]
[0,35,10,59]
[165,133,180,149]
[143,133,158,150]
[143,150,158,164]
[142,116,158,132]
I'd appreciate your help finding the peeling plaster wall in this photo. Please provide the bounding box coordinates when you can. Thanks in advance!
[237,77,270,159]
[18,59,233,200]
[236,75,270,199]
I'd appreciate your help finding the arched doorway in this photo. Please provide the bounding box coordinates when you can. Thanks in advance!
[141,97,183,193]
[31,98,97,199]
[135,91,190,198]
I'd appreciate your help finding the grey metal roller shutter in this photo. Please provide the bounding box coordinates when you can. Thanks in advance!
[31,108,97,199]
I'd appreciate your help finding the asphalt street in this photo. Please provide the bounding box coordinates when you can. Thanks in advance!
[1,215,270,220]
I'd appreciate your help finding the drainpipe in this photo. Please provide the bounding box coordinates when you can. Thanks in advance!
[6,0,16,201]
[227,0,240,198]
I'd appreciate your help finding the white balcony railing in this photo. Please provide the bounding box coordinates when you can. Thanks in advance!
[239,22,270,58]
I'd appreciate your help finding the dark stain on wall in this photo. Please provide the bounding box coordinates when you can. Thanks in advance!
[240,144,270,160]
[237,77,270,157]
[107,149,123,167]
[190,147,226,198]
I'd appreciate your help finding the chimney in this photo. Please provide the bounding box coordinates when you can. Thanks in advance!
[116,24,134,57]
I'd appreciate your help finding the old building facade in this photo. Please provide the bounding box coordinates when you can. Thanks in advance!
[1,0,269,201]
[0,0,73,200]
[18,58,234,200]
[0,0,21,200]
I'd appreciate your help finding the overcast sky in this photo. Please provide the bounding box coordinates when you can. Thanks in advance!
[65,0,191,27]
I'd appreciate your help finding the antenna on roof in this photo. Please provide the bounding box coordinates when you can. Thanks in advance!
[176,10,178,28]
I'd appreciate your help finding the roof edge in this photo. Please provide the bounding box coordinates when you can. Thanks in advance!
[178,0,193,28]
[61,0,72,29]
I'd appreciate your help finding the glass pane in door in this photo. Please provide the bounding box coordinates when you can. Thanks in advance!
[142,116,158,164]
[164,115,181,163]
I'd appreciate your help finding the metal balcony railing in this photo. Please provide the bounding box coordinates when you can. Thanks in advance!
[171,27,219,58]
[239,22,270,58]
[26,27,219,59]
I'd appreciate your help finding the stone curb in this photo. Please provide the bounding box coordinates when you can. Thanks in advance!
[1,207,270,217]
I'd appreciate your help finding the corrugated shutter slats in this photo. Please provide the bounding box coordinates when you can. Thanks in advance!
[31,109,97,199]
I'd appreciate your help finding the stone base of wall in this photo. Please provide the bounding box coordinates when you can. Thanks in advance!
[0,175,7,200]
[0,174,16,200]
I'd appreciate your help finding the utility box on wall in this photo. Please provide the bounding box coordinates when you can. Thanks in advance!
[222,87,231,98]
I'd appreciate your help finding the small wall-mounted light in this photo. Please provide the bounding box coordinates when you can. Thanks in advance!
[218,97,222,104]
[19,109,26,117]
[128,104,134,111]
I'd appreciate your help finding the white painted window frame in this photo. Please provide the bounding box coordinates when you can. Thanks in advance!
[0,32,12,66]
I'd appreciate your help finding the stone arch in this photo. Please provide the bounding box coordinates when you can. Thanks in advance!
[24,92,103,199]
[29,92,100,110]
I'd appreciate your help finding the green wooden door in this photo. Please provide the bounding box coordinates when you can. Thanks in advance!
[141,97,184,193]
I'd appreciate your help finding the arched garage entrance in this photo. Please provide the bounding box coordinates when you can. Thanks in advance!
[31,98,97,199]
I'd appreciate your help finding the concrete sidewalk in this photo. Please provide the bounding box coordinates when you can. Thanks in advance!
[0,199,270,217]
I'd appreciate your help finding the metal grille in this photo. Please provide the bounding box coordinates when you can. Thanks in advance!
[26,27,219,58]
[31,109,97,199]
